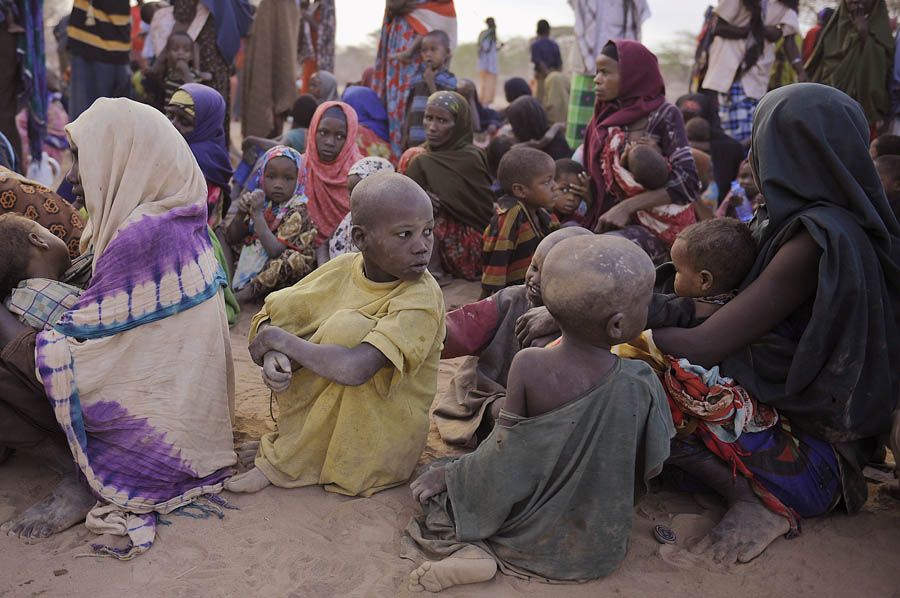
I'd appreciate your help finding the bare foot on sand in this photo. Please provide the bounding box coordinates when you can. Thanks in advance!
[408,546,497,592]
[235,441,260,467]
[690,498,790,563]
[2,472,95,539]
[224,466,271,493]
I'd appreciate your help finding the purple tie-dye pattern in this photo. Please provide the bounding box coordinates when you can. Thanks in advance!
[55,202,223,339]
[81,401,231,502]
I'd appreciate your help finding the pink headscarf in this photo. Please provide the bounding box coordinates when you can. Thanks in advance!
[305,101,364,244]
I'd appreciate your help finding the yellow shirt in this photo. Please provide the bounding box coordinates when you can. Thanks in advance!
[249,253,446,496]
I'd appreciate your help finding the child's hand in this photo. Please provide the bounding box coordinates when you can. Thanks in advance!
[237,192,253,214]
[423,64,437,87]
[175,59,192,79]
[515,306,560,348]
[249,324,285,364]
[248,189,266,215]
[565,172,590,199]
[410,465,447,504]
[262,351,293,393]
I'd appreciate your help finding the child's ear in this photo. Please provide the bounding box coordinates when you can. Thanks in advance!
[606,312,626,342]
[350,225,367,251]
[511,182,528,200]
[27,231,50,251]
[699,270,715,293]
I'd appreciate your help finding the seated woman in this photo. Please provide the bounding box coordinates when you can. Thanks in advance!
[507,96,571,160]
[585,40,700,265]
[225,145,318,303]
[305,101,364,265]
[406,91,495,283]
[651,84,900,563]
[341,85,392,162]
[166,84,234,227]
[0,99,236,556]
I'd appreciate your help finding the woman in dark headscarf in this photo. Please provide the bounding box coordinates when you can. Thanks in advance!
[406,91,495,282]
[676,93,746,204]
[503,77,532,104]
[806,0,894,128]
[584,40,699,264]
[654,83,900,563]
[506,95,571,160]
[167,83,234,227]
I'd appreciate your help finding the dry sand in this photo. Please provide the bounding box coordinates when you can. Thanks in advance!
[2,280,898,598]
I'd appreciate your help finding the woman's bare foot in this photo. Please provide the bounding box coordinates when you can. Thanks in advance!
[408,545,497,592]
[235,441,260,467]
[668,440,791,564]
[224,466,271,493]
[1,472,95,539]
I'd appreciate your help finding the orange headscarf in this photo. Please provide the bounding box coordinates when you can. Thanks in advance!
[305,101,364,244]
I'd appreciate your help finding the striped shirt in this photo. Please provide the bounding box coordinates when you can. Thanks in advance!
[481,196,557,296]
[67,0,132,64]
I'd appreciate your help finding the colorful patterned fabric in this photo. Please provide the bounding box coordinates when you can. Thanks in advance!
[355,125,392,162]
[718,80,757,143]
[434,214,483,281]
[373,1,456,160]
[5,278,81,330]
[481,197,557,296]
[0,167,84,257]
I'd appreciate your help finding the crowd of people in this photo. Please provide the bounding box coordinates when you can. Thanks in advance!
[0,0,899,592]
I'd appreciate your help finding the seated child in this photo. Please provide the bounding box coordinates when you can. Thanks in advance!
[647,217,757,330]
[404,30,458,149]
[552,158,590,227]
[0,214,80,330]
[481,147,558,297]
[715,159,760,222]
[404,234,674,592]
[224,146,318,303]
[144,31,210,107]
[434,227,592,447]
[225,173,446,497]
[875,154,900,221]
[869,134,900,159]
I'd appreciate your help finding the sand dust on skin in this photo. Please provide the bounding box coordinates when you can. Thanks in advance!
[2,280,899,597]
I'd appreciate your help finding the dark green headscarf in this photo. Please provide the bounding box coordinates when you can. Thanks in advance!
[405,91,495,230]
[723,84,900,474]
[805,0,894,124]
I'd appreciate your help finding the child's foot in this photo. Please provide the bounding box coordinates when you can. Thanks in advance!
[224,467,271,493]
[408,546,497,592]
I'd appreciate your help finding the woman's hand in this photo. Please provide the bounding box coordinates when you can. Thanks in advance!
[515,306,560,348]
[595,202,633,232]
[410,465,447,504]
[262,351,293,393]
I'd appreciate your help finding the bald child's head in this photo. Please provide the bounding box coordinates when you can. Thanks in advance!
[525,226,593,307]
[541,235,655,346]
[627,144,668,191]
[350,173,435,282]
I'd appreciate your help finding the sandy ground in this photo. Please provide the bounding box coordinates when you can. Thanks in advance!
[1,280,899,598]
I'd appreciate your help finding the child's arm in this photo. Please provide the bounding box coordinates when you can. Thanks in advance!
[391,34,422,62]
[497,347,539,425]
[251,325,390,387]
[248,190,289,258]
[223,192,253,245]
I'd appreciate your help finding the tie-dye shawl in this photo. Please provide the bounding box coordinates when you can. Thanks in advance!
[35,99,237,557]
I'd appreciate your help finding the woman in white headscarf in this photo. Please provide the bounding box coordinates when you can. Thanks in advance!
[0,98,236,557]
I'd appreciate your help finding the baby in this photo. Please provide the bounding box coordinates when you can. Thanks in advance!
[146,31,210,107]
[647,217,757,330]
[405,234,674,592]
[0,214,79,330]
[225,173,446,497]
[622,142,669,192]
[481,147,558,297]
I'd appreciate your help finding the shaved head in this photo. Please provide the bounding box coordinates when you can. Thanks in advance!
[533,226,593,261]
[350,172,431,229]
[542,235,655,345]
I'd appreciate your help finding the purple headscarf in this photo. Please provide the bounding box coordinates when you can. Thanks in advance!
[341,85,390,142]
[177,83,234,188]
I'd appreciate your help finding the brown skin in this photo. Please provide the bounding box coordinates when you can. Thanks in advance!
[423,105,455,150]
[420,36,451,94]
[671,238,717,298]
[876,162,900,204]
[552,172,583,217]
[592,55,671,233]
[511,159,557,215]
[165,103,195,138]
[413,235,655,504]
[316,116,348,163]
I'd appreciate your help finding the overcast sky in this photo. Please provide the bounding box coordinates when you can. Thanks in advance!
[334,0,716,52]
